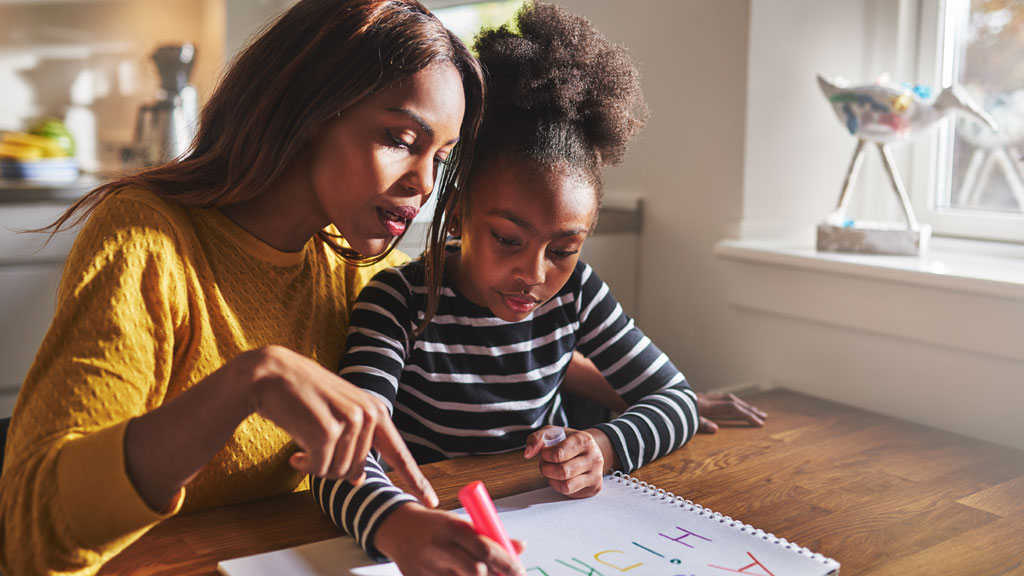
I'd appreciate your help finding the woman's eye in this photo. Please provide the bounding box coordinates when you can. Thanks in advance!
[386,130,413,149]
[550,248,580,259]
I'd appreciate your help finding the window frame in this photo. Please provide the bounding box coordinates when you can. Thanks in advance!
[909,0,1024,243]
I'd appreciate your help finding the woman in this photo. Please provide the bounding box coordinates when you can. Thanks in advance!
[0,1,484,574]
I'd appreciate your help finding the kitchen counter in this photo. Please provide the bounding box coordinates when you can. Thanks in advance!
[0,175,104,204]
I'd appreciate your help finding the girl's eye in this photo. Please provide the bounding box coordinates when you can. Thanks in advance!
[491,231,520,247]
[550,248,580,260]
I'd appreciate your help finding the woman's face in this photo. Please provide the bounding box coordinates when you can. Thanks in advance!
[308,62,466,257]
[451,159,599,322]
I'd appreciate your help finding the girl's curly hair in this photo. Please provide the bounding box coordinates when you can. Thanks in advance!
[471,1,648,189]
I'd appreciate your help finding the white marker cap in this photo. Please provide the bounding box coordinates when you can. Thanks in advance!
[541,427,567,447]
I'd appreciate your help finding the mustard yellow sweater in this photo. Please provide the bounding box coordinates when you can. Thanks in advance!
[0,187,406,575]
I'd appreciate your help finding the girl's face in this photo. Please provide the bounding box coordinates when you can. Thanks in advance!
[308,62,466,257]
[451,159,598,322]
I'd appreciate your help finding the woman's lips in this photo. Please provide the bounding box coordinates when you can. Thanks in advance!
[382,215,407,236]
[388,206,420,221]
[379,206,418,236]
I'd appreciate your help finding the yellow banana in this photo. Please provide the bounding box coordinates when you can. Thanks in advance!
[0,142,45,161]
[1,131,67,157]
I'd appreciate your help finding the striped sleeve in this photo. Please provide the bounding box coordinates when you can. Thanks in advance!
[310,458,416,560]
[338,267,416,411]
[574,263,699,473]
[310,266,418,559]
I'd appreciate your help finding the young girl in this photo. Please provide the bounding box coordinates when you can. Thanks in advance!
[311,3,698,575]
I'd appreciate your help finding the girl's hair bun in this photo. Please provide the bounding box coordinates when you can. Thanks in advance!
[474,1,647,175]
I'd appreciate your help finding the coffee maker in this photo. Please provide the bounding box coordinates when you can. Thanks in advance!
[126,43,198,167]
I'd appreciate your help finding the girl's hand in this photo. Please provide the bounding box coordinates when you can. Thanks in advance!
[374,504,526,576]
[241,345,437,506]
[696,392,767,433]
[524,426,605,498]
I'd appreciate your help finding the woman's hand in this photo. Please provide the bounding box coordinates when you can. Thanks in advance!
[524,426,607,498]
[374,503,526,576]
[242,346,436,504]
[696,392,767,433]
[125,345,436,513]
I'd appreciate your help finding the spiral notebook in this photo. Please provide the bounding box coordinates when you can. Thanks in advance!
[218,472,840,576]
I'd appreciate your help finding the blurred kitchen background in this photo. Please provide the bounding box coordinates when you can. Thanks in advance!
[0,0,296,173]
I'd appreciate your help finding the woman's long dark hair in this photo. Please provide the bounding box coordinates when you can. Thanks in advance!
[37,0,483,336]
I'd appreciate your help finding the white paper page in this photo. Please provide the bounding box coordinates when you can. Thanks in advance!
[217,536,400,576]
[219,475,839,576]
[497,476,839,576]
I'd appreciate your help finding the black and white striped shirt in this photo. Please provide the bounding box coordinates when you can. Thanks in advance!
[311,246,698,557]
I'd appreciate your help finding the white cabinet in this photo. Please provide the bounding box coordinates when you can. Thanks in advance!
[0,199,81,416]
[0,264,62,414]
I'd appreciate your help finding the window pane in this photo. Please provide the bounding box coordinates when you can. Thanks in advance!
[432,1,525,49]
[945,0,1024,214]
[395,0,524,257]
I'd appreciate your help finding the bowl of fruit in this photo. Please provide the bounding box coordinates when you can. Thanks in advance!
[0,118,79,184]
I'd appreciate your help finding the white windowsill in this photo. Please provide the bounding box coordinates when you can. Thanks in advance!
[714,235,1024,363]
[715,235,1024,302]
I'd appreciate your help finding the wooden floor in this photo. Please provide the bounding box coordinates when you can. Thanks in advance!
[102,389,1024,575]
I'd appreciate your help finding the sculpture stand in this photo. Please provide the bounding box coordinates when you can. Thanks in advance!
[817,139,930,256]
[817,221,930,256]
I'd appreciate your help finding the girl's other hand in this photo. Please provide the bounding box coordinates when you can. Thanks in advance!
[696,392,767,434]
[374,504,526,576]
[524,426,605,498]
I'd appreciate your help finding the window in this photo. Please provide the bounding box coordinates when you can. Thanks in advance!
[429,0,525,48]
[913,0,1024,243]
[396,0,524,256]
[424,0,524,205]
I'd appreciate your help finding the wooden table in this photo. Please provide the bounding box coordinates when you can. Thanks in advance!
[101,389,1024,575]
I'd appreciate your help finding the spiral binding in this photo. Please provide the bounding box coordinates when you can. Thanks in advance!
[609,471,834,565]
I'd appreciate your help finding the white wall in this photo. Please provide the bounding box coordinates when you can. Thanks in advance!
[556,0,752,393]
[743,0,867,239]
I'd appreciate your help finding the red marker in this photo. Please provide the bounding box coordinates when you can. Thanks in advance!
[457,480,517,557]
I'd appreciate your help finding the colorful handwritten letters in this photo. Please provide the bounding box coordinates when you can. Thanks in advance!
[519,523,776,576]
